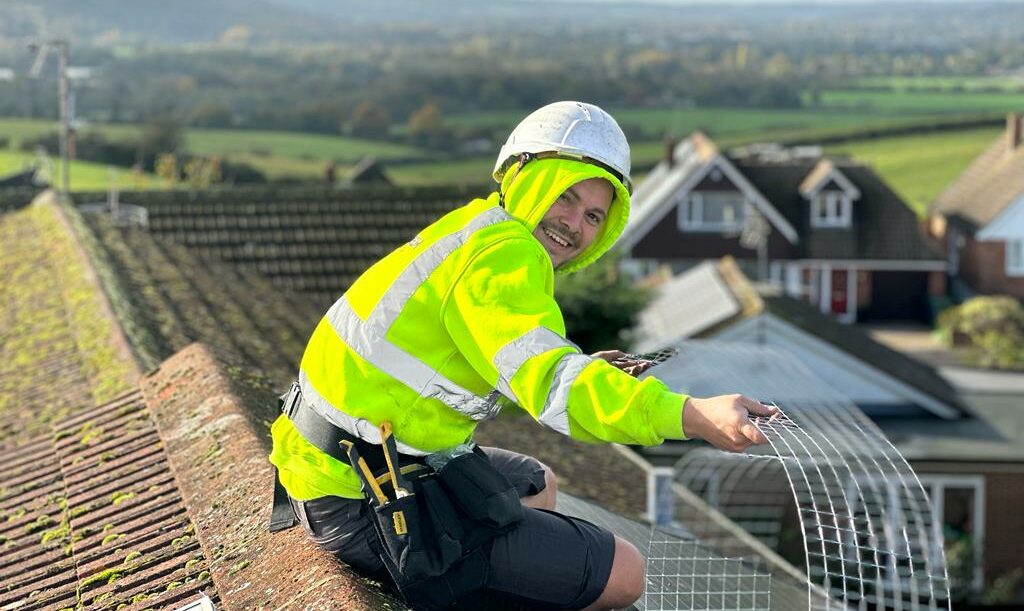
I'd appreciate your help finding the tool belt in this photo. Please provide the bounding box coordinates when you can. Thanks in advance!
[270,382,524,610]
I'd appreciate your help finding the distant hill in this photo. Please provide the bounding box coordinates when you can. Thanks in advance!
[2,0,343,45]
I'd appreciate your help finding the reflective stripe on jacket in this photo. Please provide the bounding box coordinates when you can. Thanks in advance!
[270,158,687,501]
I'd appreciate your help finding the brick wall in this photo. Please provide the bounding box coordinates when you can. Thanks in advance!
[981,472,1024,592]
[959,237,1024,298]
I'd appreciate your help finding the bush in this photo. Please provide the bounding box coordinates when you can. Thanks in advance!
[937,296,1024,369]
[555,254,652,354]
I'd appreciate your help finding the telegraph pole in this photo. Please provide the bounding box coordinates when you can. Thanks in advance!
[29,39,71,204]
[56,41,70,203]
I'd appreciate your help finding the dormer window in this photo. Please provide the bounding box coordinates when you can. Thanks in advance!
[800,159,860,230]
[679,191,746,232]
[811,191,852,228]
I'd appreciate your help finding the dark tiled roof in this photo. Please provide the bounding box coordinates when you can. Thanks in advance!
[735,159,941,261]
[0,391,216,611]
[932,123,1024,229]
[348,157,393,186]
[0,169,39,188]
[76,210,322,387]
[81,185,487,311]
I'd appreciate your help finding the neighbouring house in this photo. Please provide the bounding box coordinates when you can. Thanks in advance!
[630,257,1024,604]
[930,113,1024,300]
[0,167,41,188]
[346,156,394,187]
[620,134,946,323]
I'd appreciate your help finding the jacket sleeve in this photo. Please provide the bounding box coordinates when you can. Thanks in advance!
[440,237,686,446]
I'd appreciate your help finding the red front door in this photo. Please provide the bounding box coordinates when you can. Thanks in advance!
[831,269,848,314]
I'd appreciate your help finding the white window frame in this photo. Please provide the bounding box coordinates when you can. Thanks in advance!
[678,191,746,232]
[918,474,985,593]
[811,192,852,228]
[1006,238,1024,277]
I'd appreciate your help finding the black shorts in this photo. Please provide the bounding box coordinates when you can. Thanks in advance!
[290,446,616,609]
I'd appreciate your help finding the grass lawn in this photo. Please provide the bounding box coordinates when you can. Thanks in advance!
[814,89,1024,114]
[387,159,494,187]
[447,106,932,141]
[827,127,1000,217]
[0,117,427,163]
[852,76,1024,92]
[184,127,426,162]
[0,149,167,191]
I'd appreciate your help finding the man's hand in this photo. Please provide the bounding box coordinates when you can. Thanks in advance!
[592,350,652,378]
[682,395,779,453]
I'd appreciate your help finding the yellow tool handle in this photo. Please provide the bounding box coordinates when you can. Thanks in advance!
[379,421,410,498]
[358,457,390,506]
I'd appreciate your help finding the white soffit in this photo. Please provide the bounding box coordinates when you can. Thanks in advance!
[799,161,862,201]
[977,191,1024,241]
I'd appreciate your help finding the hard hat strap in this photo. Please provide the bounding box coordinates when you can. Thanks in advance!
[497,152,533,209]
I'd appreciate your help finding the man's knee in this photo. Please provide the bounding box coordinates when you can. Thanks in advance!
[522,462,557,510]
[585,537,645,610]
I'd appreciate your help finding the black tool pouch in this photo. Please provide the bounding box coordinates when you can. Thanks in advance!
[435,447,523,531]
[372,472,463,582]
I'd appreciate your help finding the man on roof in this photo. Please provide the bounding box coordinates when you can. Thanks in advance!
[269,101,777,610]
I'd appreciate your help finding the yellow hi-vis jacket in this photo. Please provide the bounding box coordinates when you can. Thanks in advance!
[270,158,688,501]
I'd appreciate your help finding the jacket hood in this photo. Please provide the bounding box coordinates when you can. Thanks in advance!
[491,157,630,274]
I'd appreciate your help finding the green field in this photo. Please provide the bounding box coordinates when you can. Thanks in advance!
[0,150,167,191]
[853,76,1024,92]
[827,127,1000,216]
[813,89,1024,114]
[0,88,1012,200]
[0,118,426,162]
[387,159,494,187]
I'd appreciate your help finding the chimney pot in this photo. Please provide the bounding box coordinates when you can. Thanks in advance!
[1008,113,1023,151]
[664,135,678,168]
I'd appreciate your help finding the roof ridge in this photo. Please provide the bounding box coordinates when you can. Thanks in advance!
[141,343,398,610]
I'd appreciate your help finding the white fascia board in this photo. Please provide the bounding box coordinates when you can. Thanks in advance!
[795,259,947,271]
[620,154,800,251]
[714,156,800,244]
[977,192,1024,241]
[803,166,862,201]
[617,154,709,252]
[716,313,962,420]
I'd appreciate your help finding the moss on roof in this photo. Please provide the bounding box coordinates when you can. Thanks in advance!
[72,207,322,388]
[0,194,137,447]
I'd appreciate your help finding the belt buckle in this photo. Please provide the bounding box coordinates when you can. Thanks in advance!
[280,381,302,419]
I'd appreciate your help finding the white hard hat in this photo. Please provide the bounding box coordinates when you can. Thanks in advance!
[493,101,632,193]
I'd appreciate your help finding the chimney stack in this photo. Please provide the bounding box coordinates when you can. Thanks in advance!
[1009,113,1023,152]
[664,135,678,168]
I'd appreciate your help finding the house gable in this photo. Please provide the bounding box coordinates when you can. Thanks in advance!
[618,134,799,253]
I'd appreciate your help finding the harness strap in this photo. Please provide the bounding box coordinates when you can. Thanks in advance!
[269,381,425,532]
[269,467,297,532]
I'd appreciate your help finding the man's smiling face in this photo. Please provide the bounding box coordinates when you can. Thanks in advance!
[533,177,613,270]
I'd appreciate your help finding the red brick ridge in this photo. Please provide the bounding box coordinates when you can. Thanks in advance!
[140,342,397,610]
